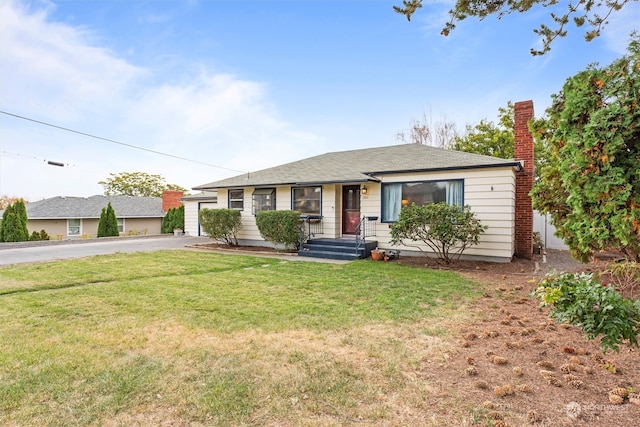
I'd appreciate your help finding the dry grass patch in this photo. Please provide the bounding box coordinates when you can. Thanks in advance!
[120,320,462,425]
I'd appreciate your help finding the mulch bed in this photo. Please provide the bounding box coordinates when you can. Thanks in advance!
[394,250,639,426]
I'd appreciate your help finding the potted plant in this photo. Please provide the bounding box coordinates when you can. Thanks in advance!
[371,249,385,261]
[173,228,183,237]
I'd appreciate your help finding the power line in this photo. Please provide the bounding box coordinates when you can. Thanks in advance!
[0,150,76,167]
[0,110,246,174]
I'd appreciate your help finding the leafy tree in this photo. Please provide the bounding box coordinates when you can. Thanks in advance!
[0,195,24,210]
[389,202,487,263]
[256,210,303,250]
[0,200,29,242]
[451,102,515,159]
[199,208,242,246]
[394,0,636,55]
[530,35,640,262]
[451,102,550,179]
[97,202,119,237]
[162,205,185,233]
[98,172,187,197]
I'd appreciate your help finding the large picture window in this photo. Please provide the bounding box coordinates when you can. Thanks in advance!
[381,179,463,222]
[292,186,322,216]
[252,188,276,215]
[228,189,244,210]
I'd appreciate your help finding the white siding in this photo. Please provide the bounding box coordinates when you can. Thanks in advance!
[321,185,340,238]
[367,166,517,262]
[184,199,217,237]
[235,186,291,243]
[184,200,199,237]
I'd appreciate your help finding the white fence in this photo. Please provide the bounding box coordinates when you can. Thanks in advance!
[533,211,568,250]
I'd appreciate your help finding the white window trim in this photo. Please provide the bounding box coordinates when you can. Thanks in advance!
[67,218,82,236]
[228,189,244,211]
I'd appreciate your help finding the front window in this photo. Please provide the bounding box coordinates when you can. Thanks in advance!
[117,218,124,233]
[67,219,81,236]
[252,188,276,215]
[228,189,244,210]
[292,186,322,215]
[381,179,463,222]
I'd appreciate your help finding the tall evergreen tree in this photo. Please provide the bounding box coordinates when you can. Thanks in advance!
[14,200,29,242]
[531,35,640,262]
[0,204,11,241]
[97,202,119,237]
[161,205,185,233]
[97,207,107,238]
[0,200,29,242]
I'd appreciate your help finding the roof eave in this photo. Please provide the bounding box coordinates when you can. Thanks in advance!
[193,176,381,191]
[367,162,522,176]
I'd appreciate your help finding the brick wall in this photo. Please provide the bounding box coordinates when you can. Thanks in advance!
[514,100,535,259]
[162,190,184,212]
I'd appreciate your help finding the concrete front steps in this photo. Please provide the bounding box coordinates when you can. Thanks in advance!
[298,238,378,261]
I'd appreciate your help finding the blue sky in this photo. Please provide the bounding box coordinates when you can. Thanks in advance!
[1,0,638,201]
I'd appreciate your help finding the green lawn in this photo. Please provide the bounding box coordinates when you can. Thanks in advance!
[0,251,480,426]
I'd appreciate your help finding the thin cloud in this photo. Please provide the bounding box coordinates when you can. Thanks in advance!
[0,0,145,122]
[0,0,320,199]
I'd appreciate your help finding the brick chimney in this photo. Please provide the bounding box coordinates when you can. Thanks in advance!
[514,100,535,260]
[162,190,184,212]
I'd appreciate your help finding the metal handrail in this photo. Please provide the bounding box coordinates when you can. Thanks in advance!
[355,216,378,255]
[298,215,323,248]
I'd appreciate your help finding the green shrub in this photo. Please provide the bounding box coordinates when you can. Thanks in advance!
[532,271,640,353]
[199,208,242,246]
[29,229,50,241]
[162,205,185,233]
[256,210,302,250]
[389,202,487,264]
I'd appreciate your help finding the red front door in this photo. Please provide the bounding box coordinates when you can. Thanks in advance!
[342,185,361,234]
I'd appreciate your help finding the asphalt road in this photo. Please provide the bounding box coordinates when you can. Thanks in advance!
[0,235,208,266]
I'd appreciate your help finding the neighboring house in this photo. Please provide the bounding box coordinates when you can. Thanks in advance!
[24,195,168,238]
[188,101,536,262]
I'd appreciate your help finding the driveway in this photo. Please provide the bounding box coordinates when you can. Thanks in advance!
[0,235,209,266]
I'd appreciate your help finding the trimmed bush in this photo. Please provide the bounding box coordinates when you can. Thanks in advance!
[256,210,302,250]
[389,202,487,264]
[199,208,242,246]
[29,229,50,241]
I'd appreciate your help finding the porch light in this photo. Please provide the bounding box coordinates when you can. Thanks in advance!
[361,185,368,195]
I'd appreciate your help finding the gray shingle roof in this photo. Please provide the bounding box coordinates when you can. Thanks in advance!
[25,195,166,219]
[193,144,520,190]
